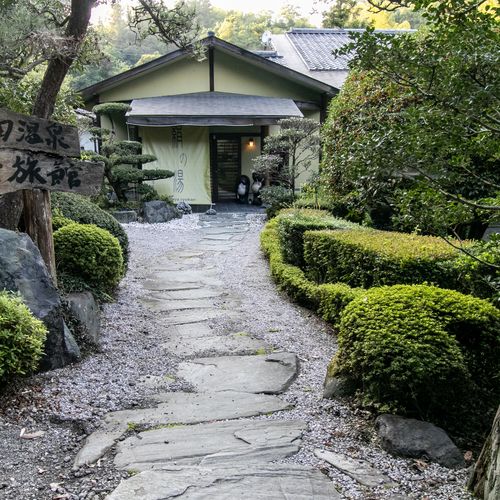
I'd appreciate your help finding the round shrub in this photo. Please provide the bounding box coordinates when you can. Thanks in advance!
[0,291,47,380]
[51,192,129,264]
[54,223,124,295]
[52,207,75,231]
[331,284,500,428]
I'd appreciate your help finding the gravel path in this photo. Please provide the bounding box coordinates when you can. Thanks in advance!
[0,214,473,499]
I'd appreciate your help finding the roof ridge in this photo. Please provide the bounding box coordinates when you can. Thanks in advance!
[288,28,415,34]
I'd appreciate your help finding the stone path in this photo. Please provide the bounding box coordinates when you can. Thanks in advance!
[74,214,392,499]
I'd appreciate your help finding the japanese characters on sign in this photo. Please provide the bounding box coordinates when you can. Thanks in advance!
[0,108,103,195]
[0,149,104,196]
[0,108,80,157]
[172,126,186,194]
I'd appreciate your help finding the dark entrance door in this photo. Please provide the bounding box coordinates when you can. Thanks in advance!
[212,136,241,201]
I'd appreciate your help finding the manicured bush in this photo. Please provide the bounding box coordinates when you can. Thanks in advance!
[276,209,363,267]
[261,219,320,308]
[54,223,124,295]
[304,228,465,289]
[316,283,365,325]
[51,192,129,264]
[0,291,47,380]
[330,284,500,428]
[52,208,75,231]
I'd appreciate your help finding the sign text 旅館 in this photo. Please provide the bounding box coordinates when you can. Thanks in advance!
[0,108,104,195]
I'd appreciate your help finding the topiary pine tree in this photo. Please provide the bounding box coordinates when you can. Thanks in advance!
[86,102,174,202]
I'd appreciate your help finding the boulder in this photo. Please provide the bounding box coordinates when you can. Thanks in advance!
[65,291,101,344]
[176,201,192,215]
[0,228,79,369]
[375,414,464,469]
[112,210,137,224]
[323,375,358,399]
[142,201,182,224]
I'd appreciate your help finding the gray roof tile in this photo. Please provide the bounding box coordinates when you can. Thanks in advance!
[285,28,413,71]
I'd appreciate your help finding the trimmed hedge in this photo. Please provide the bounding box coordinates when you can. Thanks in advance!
[330,284,500,426]
[260,218,361,319]
[304,229,465,288]
[51,192,129,265]
[54,223,124,295]
[276,209,363,267]
[0,291,47,380]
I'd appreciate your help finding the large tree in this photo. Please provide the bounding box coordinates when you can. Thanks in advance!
[322,0,499,234]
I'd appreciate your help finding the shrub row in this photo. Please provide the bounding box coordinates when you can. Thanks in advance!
[276,209,364,267]
[304,228,466,289]
[260,218,359,320]
[261,213,500,434]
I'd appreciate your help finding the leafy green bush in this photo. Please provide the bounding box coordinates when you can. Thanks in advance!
[452,234,500,303]
[304,228,465,289]
[0,291,47,380]
[276,209,364,267]
[260,186,295,219]
[330,285,500,429]
[52,208,75,231]
[51,192,129,264]
[316,283,364,325]
[54,223,124,295]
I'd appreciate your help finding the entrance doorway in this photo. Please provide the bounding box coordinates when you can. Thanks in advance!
[211,135,241,201]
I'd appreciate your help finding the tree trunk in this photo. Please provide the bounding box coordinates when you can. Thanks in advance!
[25,0,96,283]
[468,405,500,499]
[0,192,24,230]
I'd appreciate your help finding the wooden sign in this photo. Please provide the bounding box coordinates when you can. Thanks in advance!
[0,108,80,157]
[0,149,104,196]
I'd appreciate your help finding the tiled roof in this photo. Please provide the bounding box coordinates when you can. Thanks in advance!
[285,28,412,71]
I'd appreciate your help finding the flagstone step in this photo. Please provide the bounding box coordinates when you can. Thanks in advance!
[74,391,291,467]
[114,419,307,471]
[177,352,298,394]
[107,464,341,499]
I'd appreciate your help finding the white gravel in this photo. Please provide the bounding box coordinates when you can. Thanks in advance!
[0,213,474,500]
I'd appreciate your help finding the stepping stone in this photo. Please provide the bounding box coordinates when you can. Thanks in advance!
[114,419,307,471]
[149,288,224,301]
[142,281,204,292]
[163,322,214,339]
[164,332,270,356]
[178,352,298,394]
[202,233,236,241]
[165,308,231,325]
[141,297,215,312]
[151,269,217,283]
[107,465,341,499]
[314,449,398,488]
[74,392,291,467]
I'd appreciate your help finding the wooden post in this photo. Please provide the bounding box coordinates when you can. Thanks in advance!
[23,190,57,284]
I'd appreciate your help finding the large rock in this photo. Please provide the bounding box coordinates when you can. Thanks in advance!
[142,201,182,224]
[375,414,464,469]
[65,291,100,344]
[112,210,137,224]
[0,228,79,369]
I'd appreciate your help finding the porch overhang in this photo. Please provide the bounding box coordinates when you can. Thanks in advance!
[125,92,304,127]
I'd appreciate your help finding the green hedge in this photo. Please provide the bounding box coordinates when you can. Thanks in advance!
[51,192,129,265]
[54,223,124,295]
[260,218,362,319]
[0,291,47,380]
[276,209,363,267]
[304,229,465,289]
[330,285,500,428]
